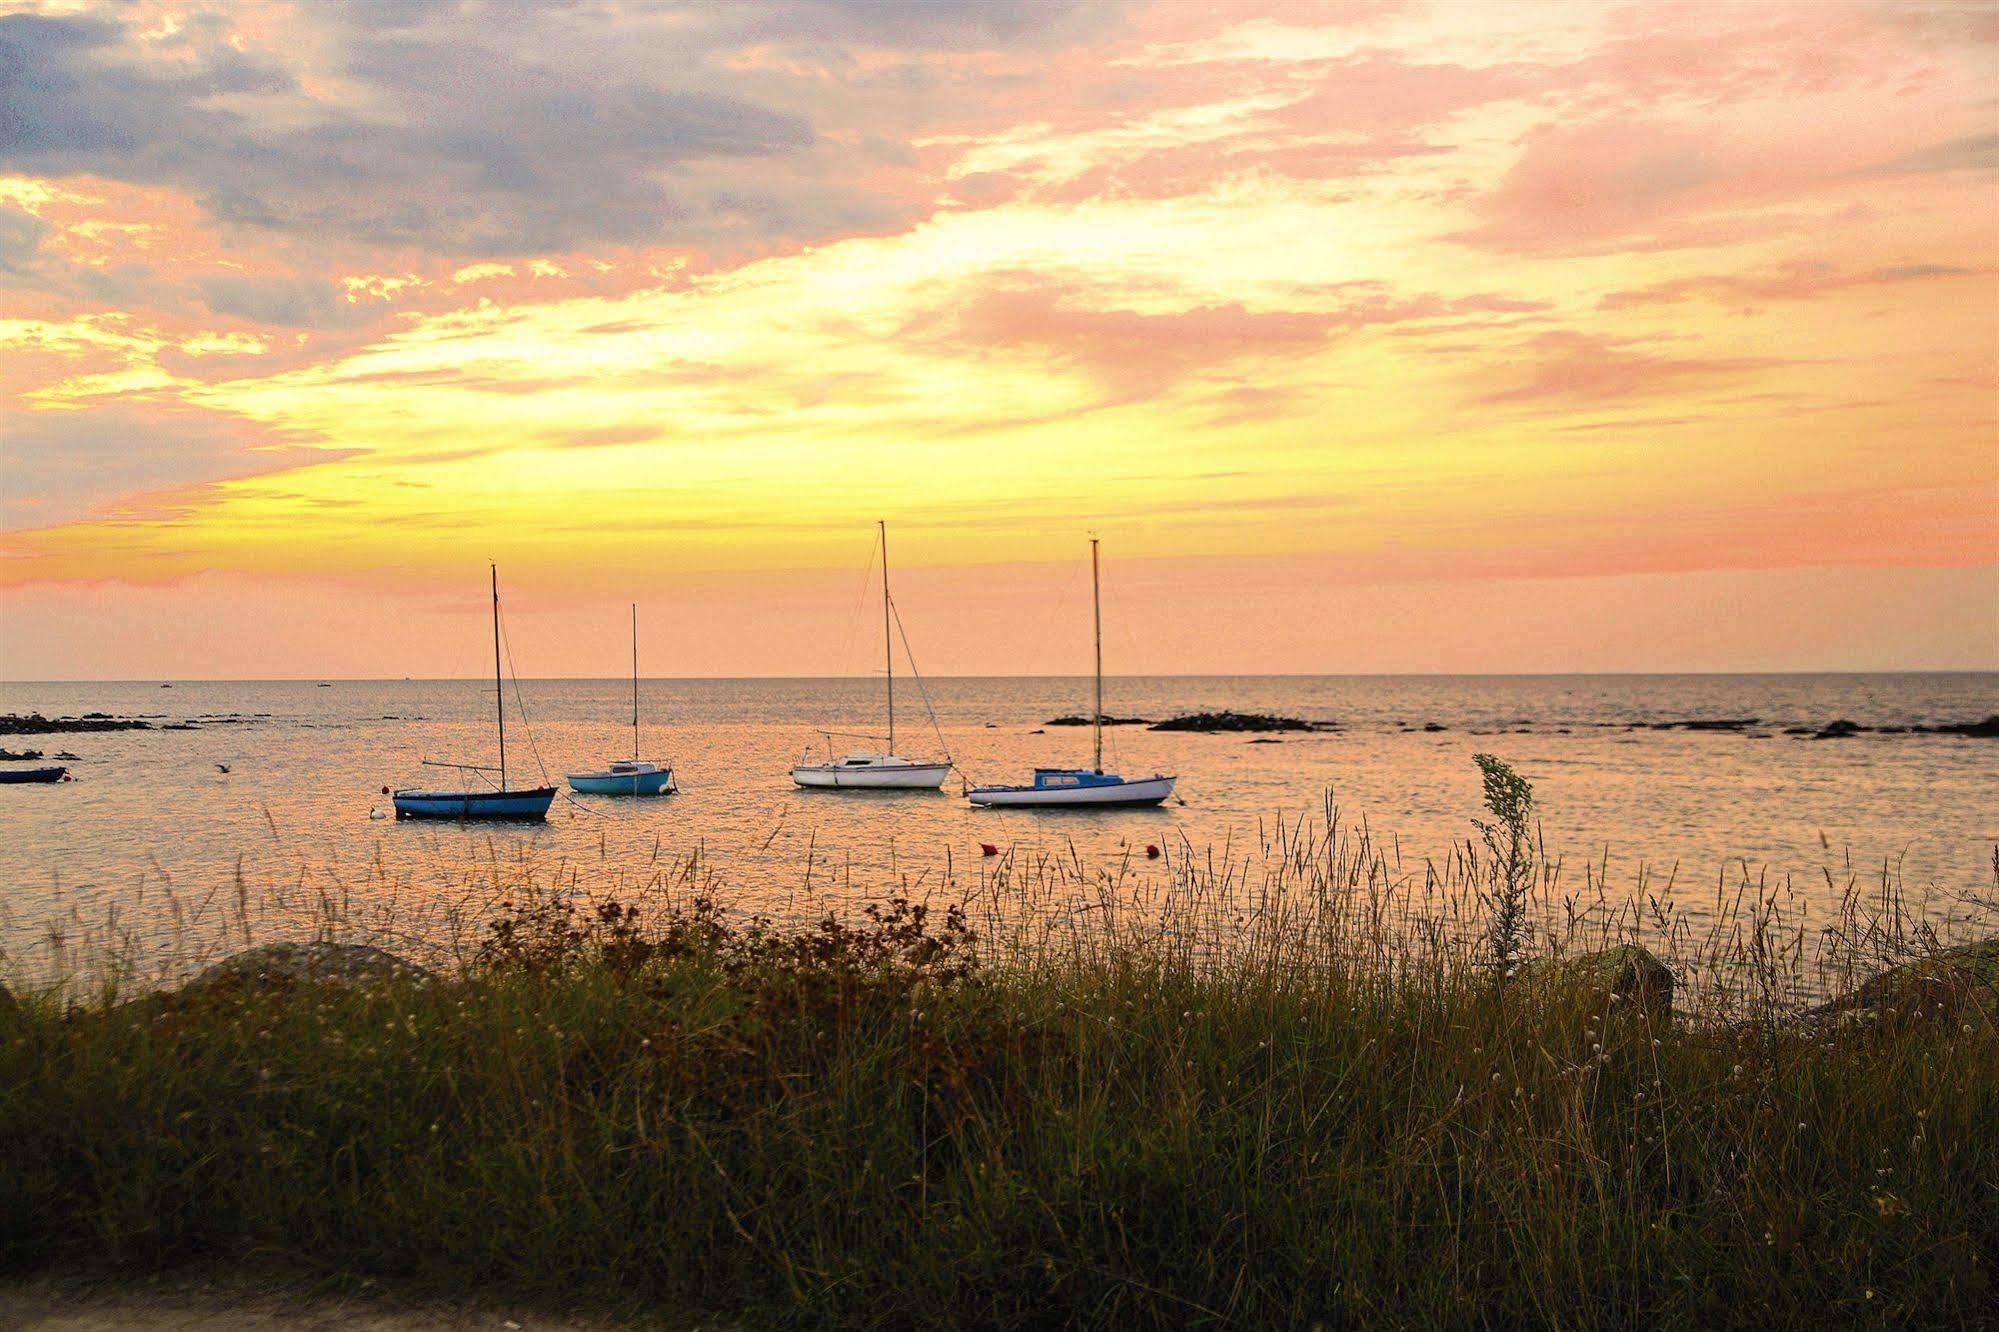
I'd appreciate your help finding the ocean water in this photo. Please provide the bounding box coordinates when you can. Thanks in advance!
[2,674,1994,982]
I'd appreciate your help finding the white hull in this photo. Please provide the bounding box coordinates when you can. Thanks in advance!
[968,775,1177,807]
[792,761,951,790]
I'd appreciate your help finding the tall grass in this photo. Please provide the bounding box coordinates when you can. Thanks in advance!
[2,766,1995,1325]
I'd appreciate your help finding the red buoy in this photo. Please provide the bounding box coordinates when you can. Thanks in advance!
[1145,844,1160,859]
[980,843,999,857]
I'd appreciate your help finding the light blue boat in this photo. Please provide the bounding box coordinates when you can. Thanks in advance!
[567,759,674,796]
[566,604,676,798]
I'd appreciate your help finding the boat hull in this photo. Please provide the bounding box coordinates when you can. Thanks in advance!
[567,768,674,796]
[392,787,556,820]
[0,766,66,784]
[792,762,951,790]
[968,774,1177,808]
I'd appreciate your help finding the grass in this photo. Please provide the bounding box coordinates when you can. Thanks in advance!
[2,762,1996,1327]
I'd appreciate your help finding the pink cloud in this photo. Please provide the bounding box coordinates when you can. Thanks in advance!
[1600,259,1996,310]
[907,276,1549,398]
[1479,331,1785,406]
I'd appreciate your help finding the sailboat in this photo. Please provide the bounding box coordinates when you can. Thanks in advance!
[967,539,1176,808]
[566,605,674,796]
[391,564,557,821]
[792,521,952,791]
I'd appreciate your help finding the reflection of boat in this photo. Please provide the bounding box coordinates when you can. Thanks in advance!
[0,765,66,784]
[792,521,950,791]
[968,539,1176,809]
[392,564,554,822]
[568,605,674,796]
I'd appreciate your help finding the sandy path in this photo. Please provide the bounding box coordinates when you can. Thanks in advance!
[0,1272,670,1331]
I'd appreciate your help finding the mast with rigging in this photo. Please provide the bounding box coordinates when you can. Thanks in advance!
[1091,537,1103,774]
[491,561,506,789]
[881,519,894,754]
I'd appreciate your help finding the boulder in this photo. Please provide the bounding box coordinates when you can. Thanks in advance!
[1045,715,1151,727]
[180,942,434,997]
[1805,939,1999,1030]
[1919,715,1999,738]
[1148,712,1326,733]
[1524,944,1674,1025]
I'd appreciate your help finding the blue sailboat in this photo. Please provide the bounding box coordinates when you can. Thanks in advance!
[968,539,1177,808]
[567,604,675,796]
[392,564,556,821]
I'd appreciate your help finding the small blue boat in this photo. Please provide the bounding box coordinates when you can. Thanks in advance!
[393,786,555,820]
[567,604,676,798]
[387,563,556,823]
[567,760,674,797]
[0,765,66,784]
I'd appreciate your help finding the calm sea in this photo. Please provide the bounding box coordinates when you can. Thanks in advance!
[2,674,1995,981]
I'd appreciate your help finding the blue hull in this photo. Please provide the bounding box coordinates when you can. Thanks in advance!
[567,769,674,796]
[392,787,555,820]
[0,766,66,784]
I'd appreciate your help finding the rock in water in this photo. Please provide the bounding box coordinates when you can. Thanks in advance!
[1524,944,1675,1025]
[1921,715,1999,738]
[1148,712,1326,733]
[1044,714,1152,727]
[181,942,434,997]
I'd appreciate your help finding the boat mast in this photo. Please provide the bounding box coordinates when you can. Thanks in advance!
[631,602,640,761]
[881,519,894,754]
[491,561,506,790]
[1091,537,1103,774]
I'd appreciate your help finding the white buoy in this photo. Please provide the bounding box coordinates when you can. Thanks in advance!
[369,807,388,820]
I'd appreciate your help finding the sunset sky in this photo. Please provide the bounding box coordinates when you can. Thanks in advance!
[1,0,1995,679]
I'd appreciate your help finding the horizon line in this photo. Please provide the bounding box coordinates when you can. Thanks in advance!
[4,668,1996,685]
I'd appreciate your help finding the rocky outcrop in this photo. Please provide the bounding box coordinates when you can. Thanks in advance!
[1044,715,1152,727]
[0,713,152,736]
[1925,715,1999,738]
[1803,939,1998,1031]
[1148,712,1333,733]
[1524,944,1675,1025]
[179,942,434,997]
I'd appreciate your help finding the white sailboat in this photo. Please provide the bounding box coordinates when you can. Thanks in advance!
[967,539,1177,808]
[567,604,675,796]
[793,521,952,791]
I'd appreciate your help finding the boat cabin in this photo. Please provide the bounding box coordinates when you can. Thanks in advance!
[1030,768,1125,789]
